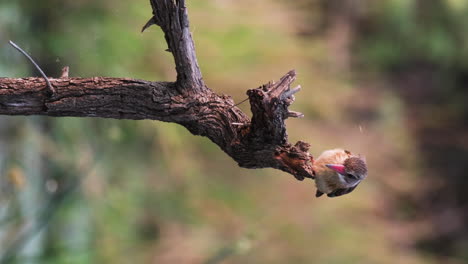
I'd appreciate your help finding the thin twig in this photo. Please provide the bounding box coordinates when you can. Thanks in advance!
[8,40,55,94]
[233,97,249,107]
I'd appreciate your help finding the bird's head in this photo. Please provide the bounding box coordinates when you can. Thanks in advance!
[322,155,367,197]
[326,156,367,183]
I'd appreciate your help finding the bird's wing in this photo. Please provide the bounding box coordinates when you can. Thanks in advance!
[327,185,358,198]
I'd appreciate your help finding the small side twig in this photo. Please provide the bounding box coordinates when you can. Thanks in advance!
[288,111,304,118]
[60,66,69,78]
[8,40,55,94]
[233,97,249,107]
[141,16,157,33]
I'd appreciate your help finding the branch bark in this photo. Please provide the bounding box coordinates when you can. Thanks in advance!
[144,0,206,93]
[0,0,315,181]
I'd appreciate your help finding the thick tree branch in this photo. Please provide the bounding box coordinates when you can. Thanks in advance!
[0,0,315,181]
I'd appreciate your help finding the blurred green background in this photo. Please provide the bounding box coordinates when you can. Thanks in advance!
[1,0,468,263]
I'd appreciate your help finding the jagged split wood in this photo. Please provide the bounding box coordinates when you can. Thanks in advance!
[0,0,315,181]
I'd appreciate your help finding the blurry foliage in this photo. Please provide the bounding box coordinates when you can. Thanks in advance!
[358,0,468,71]
[0,0,467,263]
[353,0,468,260]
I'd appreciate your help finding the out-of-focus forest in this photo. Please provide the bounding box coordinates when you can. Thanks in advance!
[1,0,467,263]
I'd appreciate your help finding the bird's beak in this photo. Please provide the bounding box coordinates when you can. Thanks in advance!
[325,164,346,174]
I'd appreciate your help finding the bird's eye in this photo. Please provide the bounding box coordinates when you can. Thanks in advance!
[346,173,355,178]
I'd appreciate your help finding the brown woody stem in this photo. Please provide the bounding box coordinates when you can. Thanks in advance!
[0,0,315,181]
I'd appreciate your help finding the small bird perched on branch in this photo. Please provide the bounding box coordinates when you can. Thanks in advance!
[313,149,367,198]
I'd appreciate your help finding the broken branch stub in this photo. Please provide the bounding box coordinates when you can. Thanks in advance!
[240,70,312,180]
[247,70,304,145]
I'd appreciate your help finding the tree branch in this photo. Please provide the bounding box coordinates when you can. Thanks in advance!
[144,0,205,93]
[0,0,315,181]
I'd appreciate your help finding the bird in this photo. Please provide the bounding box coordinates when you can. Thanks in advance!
[312,148,367,198]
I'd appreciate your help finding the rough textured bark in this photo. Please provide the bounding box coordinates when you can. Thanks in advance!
[0,0,315,180]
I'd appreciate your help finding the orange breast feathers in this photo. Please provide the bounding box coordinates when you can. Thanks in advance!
[312,149,351,194]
